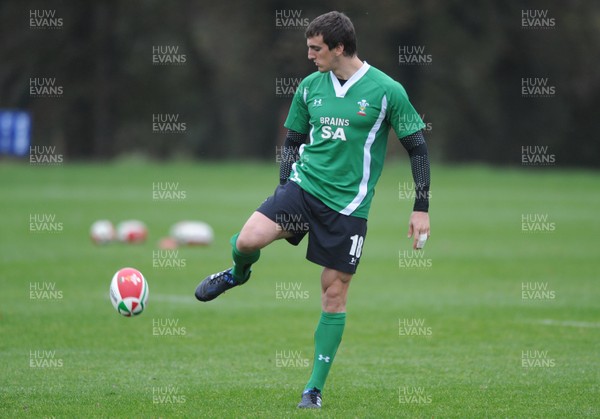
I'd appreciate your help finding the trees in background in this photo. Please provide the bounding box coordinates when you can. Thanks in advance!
[1,0,598,166]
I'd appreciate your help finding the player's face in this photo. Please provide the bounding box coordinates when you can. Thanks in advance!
[307,35,342,73]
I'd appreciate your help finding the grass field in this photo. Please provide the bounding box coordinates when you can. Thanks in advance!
[1,160,599,418]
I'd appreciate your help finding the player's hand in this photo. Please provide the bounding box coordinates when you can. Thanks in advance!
[407,211,430,249]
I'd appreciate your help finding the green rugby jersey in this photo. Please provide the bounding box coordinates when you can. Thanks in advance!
[284,62,425,219]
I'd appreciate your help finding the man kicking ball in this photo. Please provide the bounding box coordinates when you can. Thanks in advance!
[195,10,431,409]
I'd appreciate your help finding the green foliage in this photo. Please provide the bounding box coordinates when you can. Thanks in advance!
[1,2,599,165]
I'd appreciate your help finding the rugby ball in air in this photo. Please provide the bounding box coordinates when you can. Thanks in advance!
[110,267,149,317]
[117,220,148,243]
[170,221,214,245]
[90,220,115,244]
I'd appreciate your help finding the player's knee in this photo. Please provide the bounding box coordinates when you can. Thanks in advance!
[236,212,280,253]
[322,268,352,286]
[235,231,260,253]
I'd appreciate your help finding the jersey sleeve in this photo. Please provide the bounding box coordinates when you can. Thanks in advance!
[387,82,425,138]
[283,79,310,134]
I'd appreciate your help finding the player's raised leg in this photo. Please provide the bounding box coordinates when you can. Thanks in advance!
[195,211,291,302]
[298,268,352,408]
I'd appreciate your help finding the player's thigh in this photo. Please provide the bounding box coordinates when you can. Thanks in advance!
[306,208,368,275]
[237,211,292,252]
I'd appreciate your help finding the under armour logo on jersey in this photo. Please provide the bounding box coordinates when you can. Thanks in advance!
[313,99,322,107]
[318,354,330,363]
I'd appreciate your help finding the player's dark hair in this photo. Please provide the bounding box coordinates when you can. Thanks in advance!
[305,11,357,57]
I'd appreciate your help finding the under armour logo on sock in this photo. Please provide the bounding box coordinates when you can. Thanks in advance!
[318,354,330,363]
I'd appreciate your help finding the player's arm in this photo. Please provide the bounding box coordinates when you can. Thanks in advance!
[399,129,431,248]
[279,130,307,185]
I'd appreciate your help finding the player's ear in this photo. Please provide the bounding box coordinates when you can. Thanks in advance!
[333,43,345,56]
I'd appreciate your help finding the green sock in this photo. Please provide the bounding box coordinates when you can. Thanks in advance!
[230,233,260,284]
[305,312,346,392]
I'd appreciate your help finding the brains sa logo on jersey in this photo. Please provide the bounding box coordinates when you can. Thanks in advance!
[357,99,369,116]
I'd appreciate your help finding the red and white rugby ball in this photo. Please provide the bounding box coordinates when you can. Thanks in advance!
[117,220,148,244]
[170,221,214,245]
[90,220,115,245]
[109,267,149,317]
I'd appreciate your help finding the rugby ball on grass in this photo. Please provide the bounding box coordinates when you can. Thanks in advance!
[117,220,148,244]
[170,221,214,245]
[90,220,115,245]
[109,267,149,317]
